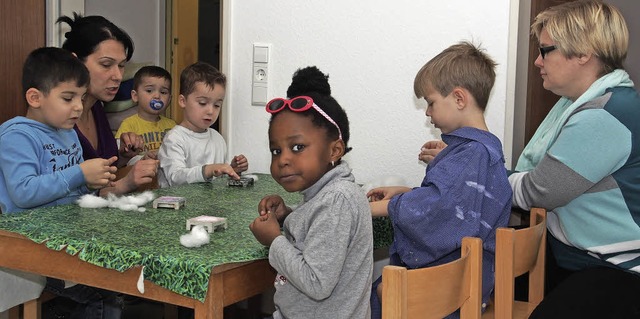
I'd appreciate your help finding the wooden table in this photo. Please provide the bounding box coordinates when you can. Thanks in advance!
[0,175,393,318]
[0,230,276,319]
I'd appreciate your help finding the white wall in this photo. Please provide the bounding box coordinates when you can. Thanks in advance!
[225,0,514,187]
[85,0,166,66]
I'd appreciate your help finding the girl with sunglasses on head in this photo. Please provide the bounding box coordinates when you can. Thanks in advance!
[249,66,373,319]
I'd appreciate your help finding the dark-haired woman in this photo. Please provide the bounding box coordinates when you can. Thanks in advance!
[42,13,160,319]
[58,13,158,196]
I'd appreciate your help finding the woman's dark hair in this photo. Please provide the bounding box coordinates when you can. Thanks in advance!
[57,12,134,62]
[276,66,352,154]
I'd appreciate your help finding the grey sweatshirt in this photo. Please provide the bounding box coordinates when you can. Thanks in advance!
[270,162,373,319]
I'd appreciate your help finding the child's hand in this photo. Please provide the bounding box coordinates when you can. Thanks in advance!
[367,186,411,201]
[419,140,447,164]
[80,156,117,189]
[258,195,291,223]
[204,163,239,180]
[230,154,248,174]
[119,132,145,159]
[249,212,281,246]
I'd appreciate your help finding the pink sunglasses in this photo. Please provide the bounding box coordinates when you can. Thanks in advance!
[266,95,343,140]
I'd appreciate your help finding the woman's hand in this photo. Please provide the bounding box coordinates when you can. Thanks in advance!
[118,132,145,162]
[119,158,159,193]
[249,212,282,246]
[142,150,158,160]
[419,140,447,164]
[258,195,291,223]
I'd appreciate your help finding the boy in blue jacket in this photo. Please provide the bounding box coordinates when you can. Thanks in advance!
[0,47,123,318]
[0,47,116,213]
[368,42,512,318]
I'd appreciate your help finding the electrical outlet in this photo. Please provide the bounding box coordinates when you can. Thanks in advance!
[252,43,271,105]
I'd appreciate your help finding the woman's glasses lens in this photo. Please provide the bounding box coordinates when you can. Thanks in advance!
[539,45,556,59]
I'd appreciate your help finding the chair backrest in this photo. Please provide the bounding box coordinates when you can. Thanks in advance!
[491,207,547,319]
[382,237,483,319]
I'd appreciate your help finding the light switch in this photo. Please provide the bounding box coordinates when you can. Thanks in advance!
[252,43,271,106]
[253,46,269,63]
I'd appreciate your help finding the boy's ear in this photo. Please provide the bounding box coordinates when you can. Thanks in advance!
[178,94,187,108]
[452,87,468,109]
[329,139,346,162]
[25,88,42,108]
[131,90,139,103]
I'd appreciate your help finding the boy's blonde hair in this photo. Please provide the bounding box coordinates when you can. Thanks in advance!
[414,41,496,111]
[179,62,226,96]
[531,0,628,76]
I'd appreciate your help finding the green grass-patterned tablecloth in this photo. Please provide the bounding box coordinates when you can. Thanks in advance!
[0,174,392,302]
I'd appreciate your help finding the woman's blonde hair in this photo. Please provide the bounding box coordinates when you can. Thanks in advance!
[531,0,628,75]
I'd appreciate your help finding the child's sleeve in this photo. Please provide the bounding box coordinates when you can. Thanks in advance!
[268,192,354,300]
[511,109,629,210]
[158,131,207,186]
[387,142,496,268]
[0,131,86,209]
[114,116,135,139]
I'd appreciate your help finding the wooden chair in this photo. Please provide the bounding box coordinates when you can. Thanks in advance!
[483,207,546,319]
[6,291,55,319]
[381,237,483,319]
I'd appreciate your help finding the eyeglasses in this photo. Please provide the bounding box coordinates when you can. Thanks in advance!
[539,45,557,59]
[266,95,343,140]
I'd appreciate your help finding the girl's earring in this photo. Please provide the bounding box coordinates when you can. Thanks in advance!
[331,161,335,167]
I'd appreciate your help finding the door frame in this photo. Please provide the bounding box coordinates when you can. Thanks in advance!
[166,0,231,141]
[508,0,574,169]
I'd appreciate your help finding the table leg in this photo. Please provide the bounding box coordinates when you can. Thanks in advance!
[22,299,40,319]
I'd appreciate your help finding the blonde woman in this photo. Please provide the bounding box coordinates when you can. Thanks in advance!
[510,1,640,317]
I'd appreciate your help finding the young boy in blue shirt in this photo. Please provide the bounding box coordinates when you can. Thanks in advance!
[0,47,117,214]
[0,47,123,318]
[368,42,512,318]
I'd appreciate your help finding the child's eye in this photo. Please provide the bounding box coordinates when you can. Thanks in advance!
[161,89,170,95]
[291,144,305,152]
[63,97,73,102]
[145,89,153,93]
[270,148,281,156]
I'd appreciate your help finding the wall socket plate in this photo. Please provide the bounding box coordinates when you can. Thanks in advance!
[252,43,271,106]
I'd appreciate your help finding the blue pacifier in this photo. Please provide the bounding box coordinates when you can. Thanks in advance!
[150,99,164,110]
